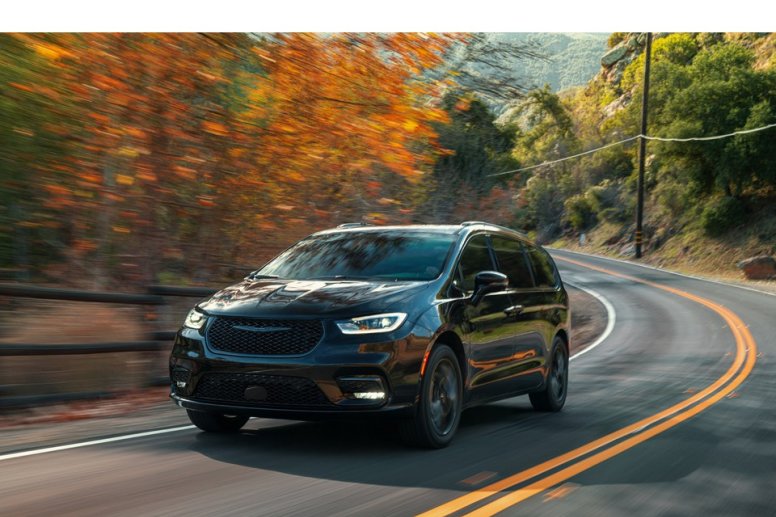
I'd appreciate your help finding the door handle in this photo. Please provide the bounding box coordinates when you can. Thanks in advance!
[504,305,524,316]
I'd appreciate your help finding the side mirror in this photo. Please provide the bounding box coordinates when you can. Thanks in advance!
[471,271,508,305]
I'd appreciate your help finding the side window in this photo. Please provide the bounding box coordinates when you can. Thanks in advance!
[527,245,558,288]
[491,236,534,289]
[458,234,495,292]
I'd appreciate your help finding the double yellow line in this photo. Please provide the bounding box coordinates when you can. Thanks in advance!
[419,256,758,517]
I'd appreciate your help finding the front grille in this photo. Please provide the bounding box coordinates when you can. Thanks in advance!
[206,317,323,355]
[193,373,331,407]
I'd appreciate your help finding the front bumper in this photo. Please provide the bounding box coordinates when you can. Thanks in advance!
[170,393,414,420]
[169,322,430,419]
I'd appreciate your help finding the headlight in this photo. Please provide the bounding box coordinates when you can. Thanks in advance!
[184,308,207,329]
[336,313,407,334]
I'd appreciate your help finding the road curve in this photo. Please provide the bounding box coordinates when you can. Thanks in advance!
[1,250,775,516]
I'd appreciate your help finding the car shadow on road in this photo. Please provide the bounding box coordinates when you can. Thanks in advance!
[186,401,557,490]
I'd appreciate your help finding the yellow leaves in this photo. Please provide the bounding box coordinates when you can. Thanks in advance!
[403,120,419,132]
[283,172,305,183]
[274,123,297,134]
[367,213,388,224]
[117,146,140,159]
[203,120,229,136]
[115,174,134,186]
[32,42,71,61]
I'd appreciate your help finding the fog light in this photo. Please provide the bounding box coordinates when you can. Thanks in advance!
[171,368,192,394]
[352,391,386,400]
[337,375,387,401]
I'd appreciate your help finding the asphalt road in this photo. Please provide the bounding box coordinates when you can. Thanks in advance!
[2,250,775,516]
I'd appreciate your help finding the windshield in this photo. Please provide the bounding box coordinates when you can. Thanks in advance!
[257,230,457,281]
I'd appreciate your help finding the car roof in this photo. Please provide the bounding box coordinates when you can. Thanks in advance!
[312,222,531,242]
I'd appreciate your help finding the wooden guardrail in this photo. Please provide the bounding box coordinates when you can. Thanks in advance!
[0,283,218,408]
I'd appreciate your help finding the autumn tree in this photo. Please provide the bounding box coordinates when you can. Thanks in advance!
[2,33,458,286]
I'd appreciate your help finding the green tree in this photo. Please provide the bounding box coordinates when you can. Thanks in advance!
[0,34,74,278]
[619,37,776,198]
[428,92,519,220]
[505,86,580,237]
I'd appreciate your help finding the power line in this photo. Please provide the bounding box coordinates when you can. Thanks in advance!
[487,122,776,178]
[642,122,776,142]
[487,136,641,177]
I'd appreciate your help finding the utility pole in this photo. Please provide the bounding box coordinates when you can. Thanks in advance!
[635,32,652,259]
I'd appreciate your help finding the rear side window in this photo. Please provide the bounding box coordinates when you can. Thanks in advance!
[527,246,558,288]
[491,236,534,289]
[458,234,495,292]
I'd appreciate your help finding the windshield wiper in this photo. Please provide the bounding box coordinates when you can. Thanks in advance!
[247,273,280,280]
[309,275,371,281]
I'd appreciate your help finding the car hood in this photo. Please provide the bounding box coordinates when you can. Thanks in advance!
[197,278,430,318]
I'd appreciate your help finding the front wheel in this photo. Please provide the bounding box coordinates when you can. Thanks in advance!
[529,336,568,412]
[400,344,462,448]
[187,410,249,433]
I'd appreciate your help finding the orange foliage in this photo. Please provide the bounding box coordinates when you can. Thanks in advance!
[8,32,458,284]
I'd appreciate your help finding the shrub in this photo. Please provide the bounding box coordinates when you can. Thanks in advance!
[607,32,627,48]
[563,194,597,231]
[654,180,690,219]
[700,196,745,236]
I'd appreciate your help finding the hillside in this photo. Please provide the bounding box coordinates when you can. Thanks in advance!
[519,32,776,280]
[491,33,609,92]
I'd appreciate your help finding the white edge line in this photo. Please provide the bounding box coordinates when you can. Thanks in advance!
[550,247,776,298]
[565,280,616,362]
[0,425,195,462]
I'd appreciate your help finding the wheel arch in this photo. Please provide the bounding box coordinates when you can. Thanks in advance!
[555,328,569,356]
[422,330,467,387]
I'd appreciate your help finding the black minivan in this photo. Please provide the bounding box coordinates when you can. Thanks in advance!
[170,221,570,447]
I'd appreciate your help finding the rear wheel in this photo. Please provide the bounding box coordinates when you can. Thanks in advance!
[186,410,249,433]
[400,344,462,448]
[529,336,568,412]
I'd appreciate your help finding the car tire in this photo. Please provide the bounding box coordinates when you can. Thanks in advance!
[186,410,249,433]
[529,336,568,412]
[400,344,462,448]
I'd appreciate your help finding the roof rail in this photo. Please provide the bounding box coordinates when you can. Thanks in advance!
[460,221,528,237]
[336,222,372,229]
